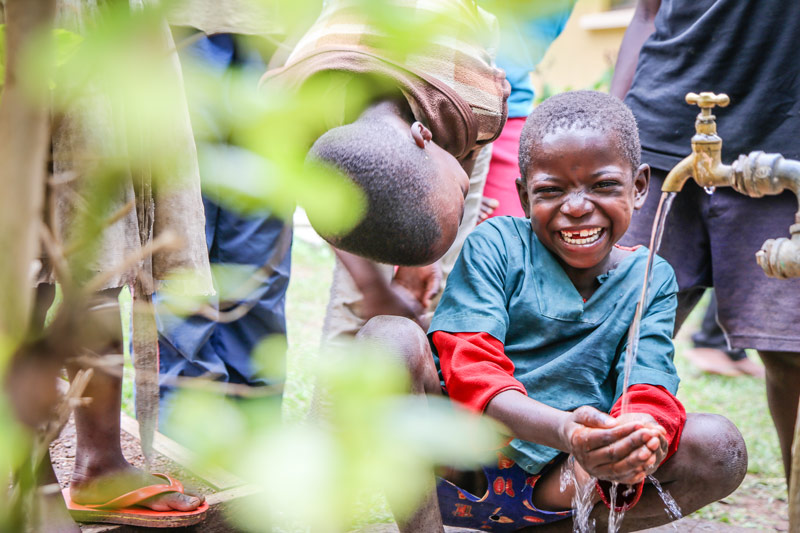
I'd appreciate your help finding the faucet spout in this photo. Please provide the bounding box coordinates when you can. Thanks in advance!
[661,155,694,192]
[661,92,800,278]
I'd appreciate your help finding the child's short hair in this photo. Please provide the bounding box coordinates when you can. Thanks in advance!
[308,120,442,265]
[519,90,641,179]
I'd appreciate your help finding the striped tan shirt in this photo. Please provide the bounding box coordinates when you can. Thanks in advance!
[263,0,509,162]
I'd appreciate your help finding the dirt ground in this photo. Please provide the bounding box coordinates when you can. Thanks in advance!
[694,474,789,531]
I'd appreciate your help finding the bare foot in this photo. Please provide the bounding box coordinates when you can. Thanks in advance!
[683,348,741,377]
[733,357,766,378]
[69,463,204,512]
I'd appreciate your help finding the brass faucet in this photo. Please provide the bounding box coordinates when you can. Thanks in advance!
[661,92,800,279]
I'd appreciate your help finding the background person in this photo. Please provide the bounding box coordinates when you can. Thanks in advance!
[157,33,291,419]
[611,0,800,482]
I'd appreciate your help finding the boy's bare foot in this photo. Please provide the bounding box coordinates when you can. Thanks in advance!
[682,347,741,376]
[69,462,204,511]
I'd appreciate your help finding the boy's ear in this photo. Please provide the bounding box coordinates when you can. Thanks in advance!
[410,121,433,148]
[633,164,650,209]
[516,177,531,218]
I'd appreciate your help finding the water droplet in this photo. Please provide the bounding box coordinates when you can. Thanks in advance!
[704,186,716,195]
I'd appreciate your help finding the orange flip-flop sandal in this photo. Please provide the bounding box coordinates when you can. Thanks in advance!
[63,473,209,528]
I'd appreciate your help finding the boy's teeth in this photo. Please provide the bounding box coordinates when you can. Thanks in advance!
[560,228,602,245]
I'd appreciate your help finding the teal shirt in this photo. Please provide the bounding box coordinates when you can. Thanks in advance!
[429,217,680,474]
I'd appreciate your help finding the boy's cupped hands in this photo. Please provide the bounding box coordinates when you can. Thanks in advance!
[563,406,668,485]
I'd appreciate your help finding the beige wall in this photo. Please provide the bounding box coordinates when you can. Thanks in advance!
[532,0,632,99]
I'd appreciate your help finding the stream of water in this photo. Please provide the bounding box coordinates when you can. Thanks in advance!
[561,456,597,533]
[568,192,684,532]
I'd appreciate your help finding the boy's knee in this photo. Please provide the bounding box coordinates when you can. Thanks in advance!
[679,413,747,500]
[358,315,431,376]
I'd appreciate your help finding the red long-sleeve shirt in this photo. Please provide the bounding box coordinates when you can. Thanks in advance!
[432,330,686,510]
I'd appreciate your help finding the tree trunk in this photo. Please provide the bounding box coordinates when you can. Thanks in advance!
[0,0,56,341]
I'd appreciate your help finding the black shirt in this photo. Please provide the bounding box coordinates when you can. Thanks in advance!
[625,0,800,171]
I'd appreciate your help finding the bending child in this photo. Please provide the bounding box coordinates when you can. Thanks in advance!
[264,0,509,330]
[360,91,747,532]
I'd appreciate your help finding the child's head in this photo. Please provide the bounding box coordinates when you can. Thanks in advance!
[308,108,469,265]
[516,90,649,272]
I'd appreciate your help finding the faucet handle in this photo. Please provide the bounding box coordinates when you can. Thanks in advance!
[686,92,730,110]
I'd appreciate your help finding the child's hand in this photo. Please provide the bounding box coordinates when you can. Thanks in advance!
[563,407,667,485]
[479,197,499,221]
[393,263,442,311]
[612,412,669,480]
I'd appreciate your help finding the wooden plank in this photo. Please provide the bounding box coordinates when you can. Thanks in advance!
[205,485,262,506]
[119,412,245,491]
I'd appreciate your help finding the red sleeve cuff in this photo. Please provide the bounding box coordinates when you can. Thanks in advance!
[431,331,526,413]
[595,480,644,512]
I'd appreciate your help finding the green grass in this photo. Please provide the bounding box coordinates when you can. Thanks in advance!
[282,239,335,421]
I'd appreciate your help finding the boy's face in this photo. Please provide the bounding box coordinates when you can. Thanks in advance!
[516,127,649,272]
[410,121,470,260]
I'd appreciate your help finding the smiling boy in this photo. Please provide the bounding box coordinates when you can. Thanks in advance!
[359,91,746,532]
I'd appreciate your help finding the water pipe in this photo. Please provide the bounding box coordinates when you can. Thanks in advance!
[661,92,800,279]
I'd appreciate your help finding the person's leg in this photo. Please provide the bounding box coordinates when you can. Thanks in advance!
[25,284,82,533]
[758,350,800,481]
[68,288,202,511]
[527,413,747,532]
[708,190,800,483]
[208,205,292,387]
[356,316,444,533]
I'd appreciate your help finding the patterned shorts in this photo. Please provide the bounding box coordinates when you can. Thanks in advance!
[437,452,572,531]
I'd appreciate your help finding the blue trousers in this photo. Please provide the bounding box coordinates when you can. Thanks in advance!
[157,197,291,409]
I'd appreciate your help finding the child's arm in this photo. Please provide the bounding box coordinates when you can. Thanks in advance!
[487,389,665,485]
[334,248,424,323]
[611,262,684,467]
[433,330,666,484]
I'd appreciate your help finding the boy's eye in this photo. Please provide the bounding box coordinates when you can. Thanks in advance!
[534,186,562,196]
[593,180,620,190]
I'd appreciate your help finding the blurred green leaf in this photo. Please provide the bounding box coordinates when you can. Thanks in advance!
[252,334,288,382]
[166,389,254,471]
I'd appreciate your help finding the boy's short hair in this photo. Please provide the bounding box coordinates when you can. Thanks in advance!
[519,90,641,179]
[308,120,441,265]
